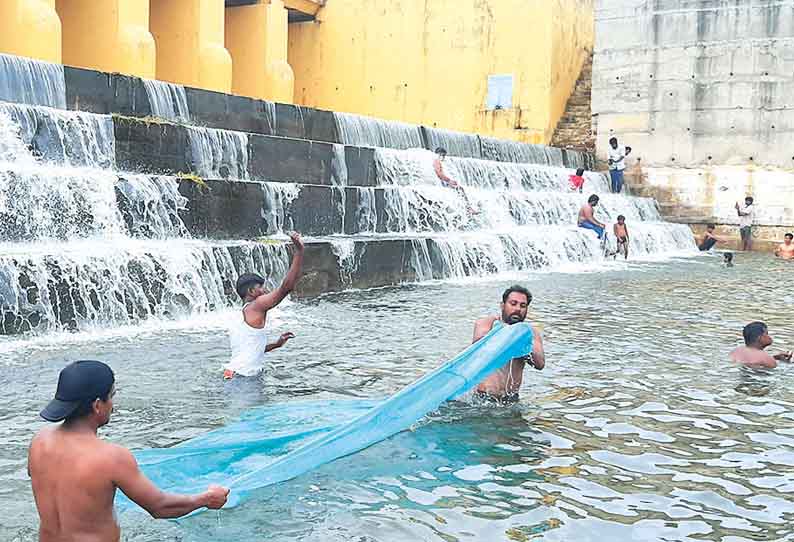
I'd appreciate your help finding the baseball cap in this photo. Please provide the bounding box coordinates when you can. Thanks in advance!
[40,360,115,422]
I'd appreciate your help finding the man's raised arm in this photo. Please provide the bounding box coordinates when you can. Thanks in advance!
[251,232,305,313]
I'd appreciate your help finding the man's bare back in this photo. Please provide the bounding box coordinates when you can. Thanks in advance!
[729,346,779,369]
[29,427,125,542]
[31,361,228,541]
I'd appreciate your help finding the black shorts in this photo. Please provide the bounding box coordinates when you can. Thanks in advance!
[474,391,520,405]
[740,226,752,240]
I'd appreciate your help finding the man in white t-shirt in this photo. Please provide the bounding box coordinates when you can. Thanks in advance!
[735,196,755,251]
[607,137,632,193]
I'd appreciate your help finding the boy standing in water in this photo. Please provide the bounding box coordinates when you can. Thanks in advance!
[224,232,304,380]
[613,215,629,259]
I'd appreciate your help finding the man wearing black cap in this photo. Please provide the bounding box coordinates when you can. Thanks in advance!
[224,231,305,379]
[29,360,229,541]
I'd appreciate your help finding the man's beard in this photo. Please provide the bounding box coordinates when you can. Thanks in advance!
[503,312,525,325]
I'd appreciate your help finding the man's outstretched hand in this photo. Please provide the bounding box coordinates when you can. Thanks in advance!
[288,232,304,251]
[277,331,295,347]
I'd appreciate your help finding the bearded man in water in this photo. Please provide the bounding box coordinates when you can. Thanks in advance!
[472,285,546,402]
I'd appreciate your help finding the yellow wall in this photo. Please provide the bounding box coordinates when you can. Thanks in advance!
[150,0,232,93]
[225,0,294,102]
[56,0,155,78]
[0,0,61,63]
[288,0,594,144]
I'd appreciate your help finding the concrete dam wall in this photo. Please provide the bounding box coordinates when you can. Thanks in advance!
[0,53,695,335]
[592,0,794,235]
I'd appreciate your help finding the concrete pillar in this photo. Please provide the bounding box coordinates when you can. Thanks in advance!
[225,0,294,102]
[55,0,155,78]
[150,0,232,93]
[0,0,62,63]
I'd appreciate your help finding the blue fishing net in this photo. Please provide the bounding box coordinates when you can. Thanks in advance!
[118,322,533,514]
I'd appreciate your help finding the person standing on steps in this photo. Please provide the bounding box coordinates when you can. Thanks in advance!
[433,147,478,214]
[735,196,755,251]
[607,137,631,193]
[578,194,607,240]
[224,232,305,380]
[29,361,229,542]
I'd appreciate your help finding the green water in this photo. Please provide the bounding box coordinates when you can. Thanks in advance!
[1,253,793,541]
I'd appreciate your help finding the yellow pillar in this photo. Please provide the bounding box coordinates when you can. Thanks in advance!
[0,0,61,63]
[150,0,232,93]
[225,0,294,102]
[55,0,155,78]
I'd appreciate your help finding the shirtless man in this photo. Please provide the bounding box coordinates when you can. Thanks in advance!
[472,285,545,402]
[698,223,724,252]
[729,321,792,369]
[775,233,794,260]
[578,194,606,240]
[29,360,228,542]
[225,231,305,379]
[432,147,476,213]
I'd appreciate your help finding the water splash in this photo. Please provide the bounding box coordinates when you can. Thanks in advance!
[356,188,378,234]
[330,239,358,285]
[142,79,190,122]
[187,127,249,179]
[0,240,289,335]
[0,103,115,168]
[423,127,481,158]
[334,112,423,150]
[0,107,122,241]
[0,53,66,109]
[116,175,188,239]
[261,183,301,234]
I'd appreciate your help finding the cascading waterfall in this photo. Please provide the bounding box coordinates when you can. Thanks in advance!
[0,241,288,334]
[187,126,249,179]
[0,53,66,109]
[0,98,288,334]
[0,103,115,168]
[334,112,424,150]
[356,188,378,234]
[142,79,190,122]
[261,182,301,234]
[0,53,695,335]
[116,175,188,239]
[423,127,481,159]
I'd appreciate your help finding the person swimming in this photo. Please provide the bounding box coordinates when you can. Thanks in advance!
[724,252,734,267]
[471,285,545,402]
[729,321,792,369]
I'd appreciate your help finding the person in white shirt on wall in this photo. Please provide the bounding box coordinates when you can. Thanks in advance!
[735,196,755,252]
[607,137,632,193]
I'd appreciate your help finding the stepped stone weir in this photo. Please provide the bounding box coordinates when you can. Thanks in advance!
[0,53,695,335]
